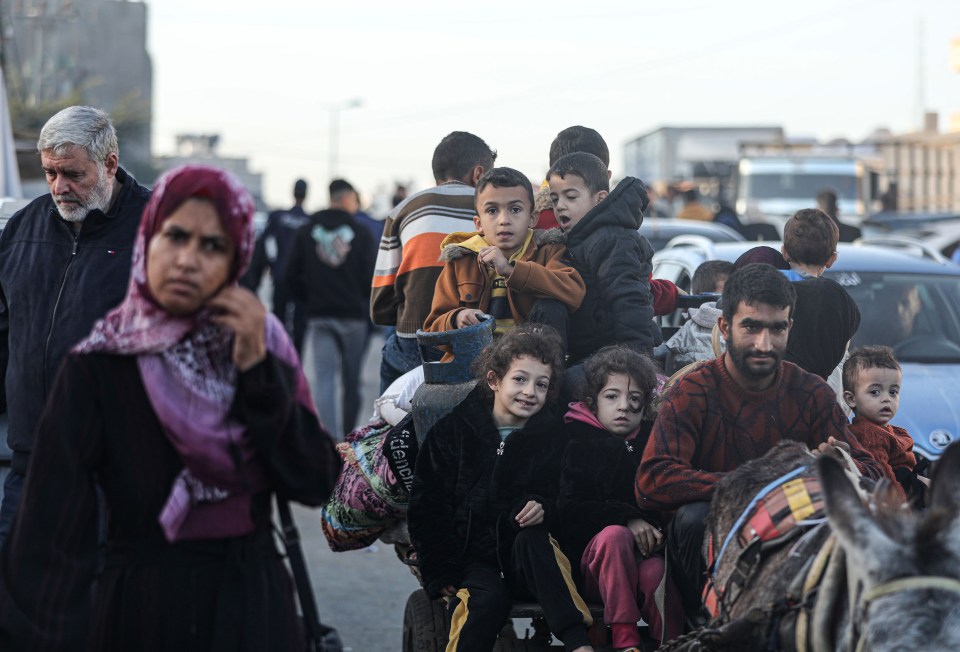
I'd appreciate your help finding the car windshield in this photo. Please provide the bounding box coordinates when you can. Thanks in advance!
[828,270,960,363]
[745,173,858,201]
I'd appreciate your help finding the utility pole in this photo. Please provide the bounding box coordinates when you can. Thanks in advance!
[326,98,363,183]
[915,17,925,132]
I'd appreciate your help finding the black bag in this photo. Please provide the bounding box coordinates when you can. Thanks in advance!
[277,499,344,652]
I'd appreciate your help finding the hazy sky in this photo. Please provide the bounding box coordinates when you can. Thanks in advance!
[148,0,960,212]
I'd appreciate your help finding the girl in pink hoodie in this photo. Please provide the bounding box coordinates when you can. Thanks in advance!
[558,346,683,650]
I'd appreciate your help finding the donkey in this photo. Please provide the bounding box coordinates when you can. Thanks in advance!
[666,440,960,651]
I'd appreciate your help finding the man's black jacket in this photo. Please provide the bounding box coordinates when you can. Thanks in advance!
[0,167,149,463]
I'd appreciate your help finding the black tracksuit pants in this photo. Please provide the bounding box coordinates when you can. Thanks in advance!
[445,526,592,652]
[666,501,711,618]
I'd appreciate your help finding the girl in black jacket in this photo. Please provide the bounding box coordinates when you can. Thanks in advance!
[558,347,683,650]
[408,324,594,652]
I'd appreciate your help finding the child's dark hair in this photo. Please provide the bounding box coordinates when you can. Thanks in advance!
[475,167,534,210]
[548,126,610,167]
[472,324,565,402]
[721,263,796,323]
[547,152,610,195]
[732,245,789,271]
[842,345,901,394]
[431,131,497,184]
[783,208,839,266]
[582,346,659,414]
[692,260,734,294]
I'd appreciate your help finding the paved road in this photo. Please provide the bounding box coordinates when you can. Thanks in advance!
[299,329,422,651]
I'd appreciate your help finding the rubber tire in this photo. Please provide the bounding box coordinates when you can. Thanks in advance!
[403,589,449,652]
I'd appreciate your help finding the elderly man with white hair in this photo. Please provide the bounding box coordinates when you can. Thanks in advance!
[0,106,150,544]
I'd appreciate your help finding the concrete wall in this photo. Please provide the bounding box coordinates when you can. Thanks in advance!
[5,0,153,168]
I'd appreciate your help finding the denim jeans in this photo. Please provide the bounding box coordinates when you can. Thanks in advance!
[307,317,368,441]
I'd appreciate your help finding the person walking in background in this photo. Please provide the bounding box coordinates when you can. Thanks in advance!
[336,179,389,350]
[0,165,339,650]
[391,183,409,208]
[0,106,151,547]
[242,178,311,353]
[816,188,862,243]
[675,186,713,221]
[371,131,496,392]
[286,178,376,440]
[348,180,386,246]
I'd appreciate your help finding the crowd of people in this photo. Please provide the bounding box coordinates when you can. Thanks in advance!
[0,108,927,652]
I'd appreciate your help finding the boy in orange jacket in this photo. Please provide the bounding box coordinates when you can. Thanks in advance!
[423,167,585,349]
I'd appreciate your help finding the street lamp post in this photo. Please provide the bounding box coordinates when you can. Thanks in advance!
[328,98,363,182]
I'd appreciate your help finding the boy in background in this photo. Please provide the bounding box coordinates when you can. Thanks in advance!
[842,346,919,501]
[423,167,584,344]
[548,152,654,367]
[780,208,860,380]
[654,260,733,368]
[371,131,496,392]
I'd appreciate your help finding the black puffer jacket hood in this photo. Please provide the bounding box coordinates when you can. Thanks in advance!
[557,177,656,362]
[565,176,649,247]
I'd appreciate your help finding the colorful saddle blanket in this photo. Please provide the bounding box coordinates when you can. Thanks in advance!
[704,468,826,619]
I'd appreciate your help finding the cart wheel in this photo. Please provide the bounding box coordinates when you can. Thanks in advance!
[403,589,448,652]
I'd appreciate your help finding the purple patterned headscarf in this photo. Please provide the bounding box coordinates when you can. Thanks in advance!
[75,165,315,542]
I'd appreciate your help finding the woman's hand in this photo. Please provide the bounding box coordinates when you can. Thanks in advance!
[515,500,544,527]
[207,286,267,371]
[627,518,663,557]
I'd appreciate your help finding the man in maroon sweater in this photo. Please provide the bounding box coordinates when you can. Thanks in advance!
[636,263,881,621]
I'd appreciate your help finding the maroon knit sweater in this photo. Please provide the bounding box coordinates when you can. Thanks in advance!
[636,357,882,511]
[848,416,916,498]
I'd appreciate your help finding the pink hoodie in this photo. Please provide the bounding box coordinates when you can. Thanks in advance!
[563,401,642,441]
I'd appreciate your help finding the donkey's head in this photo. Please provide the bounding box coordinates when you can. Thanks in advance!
[820,442,960,651]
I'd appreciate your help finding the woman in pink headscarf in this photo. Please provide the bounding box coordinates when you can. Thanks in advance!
[0,165,339,651]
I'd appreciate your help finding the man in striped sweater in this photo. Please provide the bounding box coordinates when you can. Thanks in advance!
[371,131,496,392]
[636,263,882,622]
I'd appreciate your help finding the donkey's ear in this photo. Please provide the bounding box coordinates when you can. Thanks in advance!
[819,455,884,553]
[929,442,960,513]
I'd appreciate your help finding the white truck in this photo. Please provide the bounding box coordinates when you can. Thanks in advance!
[734,146,884,224]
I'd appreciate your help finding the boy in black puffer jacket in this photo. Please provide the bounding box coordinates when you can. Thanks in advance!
[547,153,655,371]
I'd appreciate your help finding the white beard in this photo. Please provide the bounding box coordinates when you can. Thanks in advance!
[54,166,114,223]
